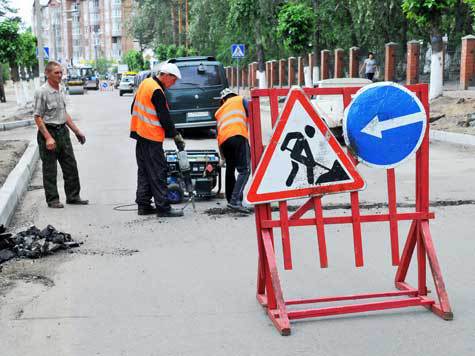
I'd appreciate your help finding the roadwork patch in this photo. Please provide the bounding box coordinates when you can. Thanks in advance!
[205,199,475,217]
[72,248,139,257]
[204,207,252,217]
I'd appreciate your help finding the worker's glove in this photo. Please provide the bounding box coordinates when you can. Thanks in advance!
[174,133,186,151]
[219,158,226,168]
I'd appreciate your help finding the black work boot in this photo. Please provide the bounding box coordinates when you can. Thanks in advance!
[156,207,184,217]
[66,198,89,205]
[227,202,253,214]
[47,201,64,209]
[138,205,157,216]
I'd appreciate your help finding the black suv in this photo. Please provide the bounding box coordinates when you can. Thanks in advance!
[165,56,228,129]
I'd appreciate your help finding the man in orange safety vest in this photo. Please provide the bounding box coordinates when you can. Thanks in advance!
[214,88,252,214]
[130,62,186,217]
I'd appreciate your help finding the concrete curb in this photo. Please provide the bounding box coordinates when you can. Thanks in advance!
[430,129,475,146]
[0,119,35,131]
[0,140,39,227]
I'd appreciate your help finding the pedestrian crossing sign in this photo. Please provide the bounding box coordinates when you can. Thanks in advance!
[231,44,245,58]
[246,87,365,204]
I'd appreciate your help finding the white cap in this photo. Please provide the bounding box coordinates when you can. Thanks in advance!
[159,62,182,79]
[220,88,237,100]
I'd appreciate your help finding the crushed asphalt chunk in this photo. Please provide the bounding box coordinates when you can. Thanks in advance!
[0,224,82,264]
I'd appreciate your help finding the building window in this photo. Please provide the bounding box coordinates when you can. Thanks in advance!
[112,6,121,18]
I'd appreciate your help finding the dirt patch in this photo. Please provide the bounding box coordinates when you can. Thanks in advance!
[14,273,55,288]
[430,95,475,135]
[0,140,28,187]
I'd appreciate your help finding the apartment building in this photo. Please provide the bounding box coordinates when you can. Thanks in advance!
[33,0,136,66]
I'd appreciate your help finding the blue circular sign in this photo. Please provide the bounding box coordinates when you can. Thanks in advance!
[101,82,108,88]
[343,82,427,168]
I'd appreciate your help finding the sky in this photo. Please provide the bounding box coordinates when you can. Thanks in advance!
[15,0,34,28]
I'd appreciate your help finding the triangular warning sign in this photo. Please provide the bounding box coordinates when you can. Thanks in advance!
[232,46,244,57]
[246,87,365,204]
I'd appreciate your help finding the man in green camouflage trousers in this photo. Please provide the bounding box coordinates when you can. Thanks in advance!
[33,61,88,208]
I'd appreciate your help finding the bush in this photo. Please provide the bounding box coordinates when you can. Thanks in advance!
[155,44,168,61]
[166,44,177,59]
[176,45,187,57]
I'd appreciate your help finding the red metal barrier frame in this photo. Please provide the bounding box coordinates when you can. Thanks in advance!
[249,84,453,336]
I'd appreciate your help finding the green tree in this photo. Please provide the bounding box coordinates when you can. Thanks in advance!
[402,0,457,99]
[95,57,112,75]
[18,29,38,78]
[0,0,16,102]
[189,0,232,58]
[127,0,156,53]
[227,0,284,80]
[0,0,15,18]
[122,50,144,72]
[0,18,20,102]
[462,0,475,31]
[277,2,316,56]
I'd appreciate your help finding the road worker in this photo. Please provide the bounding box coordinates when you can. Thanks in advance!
[214,88,252,213]
[130,62,186,217]
[33,61,88,208]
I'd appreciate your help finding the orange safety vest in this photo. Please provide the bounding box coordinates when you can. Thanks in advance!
[130,78,166,142]
[214,95,249,146]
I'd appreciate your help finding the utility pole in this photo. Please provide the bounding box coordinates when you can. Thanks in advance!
[35,0,45,83]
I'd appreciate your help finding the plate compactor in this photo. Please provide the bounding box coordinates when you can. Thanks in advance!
[165,149,222,205]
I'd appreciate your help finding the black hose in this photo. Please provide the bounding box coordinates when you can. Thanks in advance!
[113,203,138,211]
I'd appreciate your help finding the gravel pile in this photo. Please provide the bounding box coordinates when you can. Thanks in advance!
[0,224,81,264]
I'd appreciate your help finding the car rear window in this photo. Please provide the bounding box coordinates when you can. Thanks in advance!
[172,65,223,88]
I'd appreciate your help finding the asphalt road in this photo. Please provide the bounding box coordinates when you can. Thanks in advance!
[0,89,474,355]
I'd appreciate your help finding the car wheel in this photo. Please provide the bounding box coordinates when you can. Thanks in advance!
[119,91,123,96]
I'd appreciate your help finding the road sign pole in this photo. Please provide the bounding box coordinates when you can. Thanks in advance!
[231,44,245,94]
[237,58,240,94]
[35,0,45,83]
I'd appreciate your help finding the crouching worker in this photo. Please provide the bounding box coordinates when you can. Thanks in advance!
[215,89,252,213]
[130,63,186,217]
[34,61,88,208]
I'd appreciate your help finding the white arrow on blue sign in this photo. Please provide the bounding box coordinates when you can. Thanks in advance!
[231,44,245,58]
[36,47,49,60]
[343,82,427,169]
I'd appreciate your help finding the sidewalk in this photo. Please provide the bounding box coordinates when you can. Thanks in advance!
[0,81,35,124]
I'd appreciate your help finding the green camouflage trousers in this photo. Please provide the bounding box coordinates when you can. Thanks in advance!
[37,125,81,203]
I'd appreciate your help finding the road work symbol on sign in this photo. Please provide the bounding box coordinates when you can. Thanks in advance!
[246,87,365,204]
[343,82,427,168]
